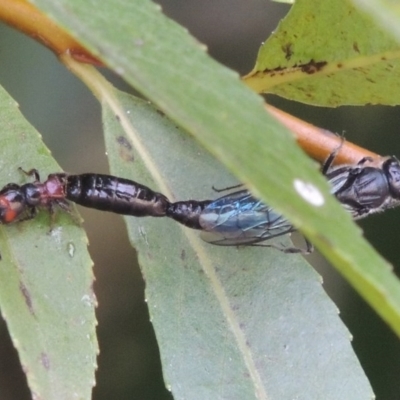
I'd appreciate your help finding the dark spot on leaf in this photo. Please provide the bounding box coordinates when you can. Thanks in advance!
[181,249,186,261]
[262,65,285,74]
[282,43,293,61]
[156,109,165,117]
[386,64,394,72]
[337,63,343,68]
[300,59,327,74]
[116,136,132,150]
[115,114,121,122]
[40,352,50,370]
[19,281,34,315]
[353,42,360,53]
[381,56,387,61]
[116,136,134,163]
[262,59,327,75]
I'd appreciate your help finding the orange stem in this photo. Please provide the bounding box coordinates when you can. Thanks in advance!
[266,104,380,165]
[0,0,102,65]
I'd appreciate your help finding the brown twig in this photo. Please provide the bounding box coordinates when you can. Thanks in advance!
[266,104,380,165]
[0,0,102,65]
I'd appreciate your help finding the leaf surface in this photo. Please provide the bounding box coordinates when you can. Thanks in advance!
[24,0,400,396]
[0,85,97,400]
[244,0,400,106]
[31,0,400,346]
[101,91,374,399]
[351,0,400,43]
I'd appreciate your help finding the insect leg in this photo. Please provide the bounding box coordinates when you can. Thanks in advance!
[18,167,41,182]
[321,138,345,175]
[211,183,244,193]
[250,240,313,254]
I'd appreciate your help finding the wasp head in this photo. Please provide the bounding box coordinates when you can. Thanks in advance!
[384,157,400,198]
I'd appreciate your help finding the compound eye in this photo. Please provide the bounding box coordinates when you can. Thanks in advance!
[386,158,400,198]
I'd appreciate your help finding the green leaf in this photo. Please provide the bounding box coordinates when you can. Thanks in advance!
[244,0,400,106]
[0,85,97,399]
[30,0,400,342]
[350,0,400,42]
[102,90,374,399]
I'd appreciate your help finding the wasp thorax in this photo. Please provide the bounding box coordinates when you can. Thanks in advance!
[22,184,42,206]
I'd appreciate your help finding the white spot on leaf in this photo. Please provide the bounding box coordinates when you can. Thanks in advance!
[293,179,324,206]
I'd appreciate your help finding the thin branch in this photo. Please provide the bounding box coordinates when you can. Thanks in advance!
[0,0,101,65]
[266,104,379,165]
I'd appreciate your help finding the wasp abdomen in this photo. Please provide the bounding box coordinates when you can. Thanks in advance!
[66,174,169,217]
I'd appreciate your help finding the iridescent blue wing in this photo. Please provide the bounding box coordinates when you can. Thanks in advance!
[199,190,294,245]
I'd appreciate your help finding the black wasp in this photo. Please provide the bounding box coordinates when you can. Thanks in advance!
[165,191,297,251]
[166,155,400,252]
[0,154,399,253]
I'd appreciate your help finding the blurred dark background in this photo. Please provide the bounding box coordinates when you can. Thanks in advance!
[0,1,399,399]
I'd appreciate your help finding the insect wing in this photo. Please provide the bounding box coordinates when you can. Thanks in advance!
[325,166,354,195]
[327,165,391,219]
[325,166,364,217]
[199,190,293,245]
